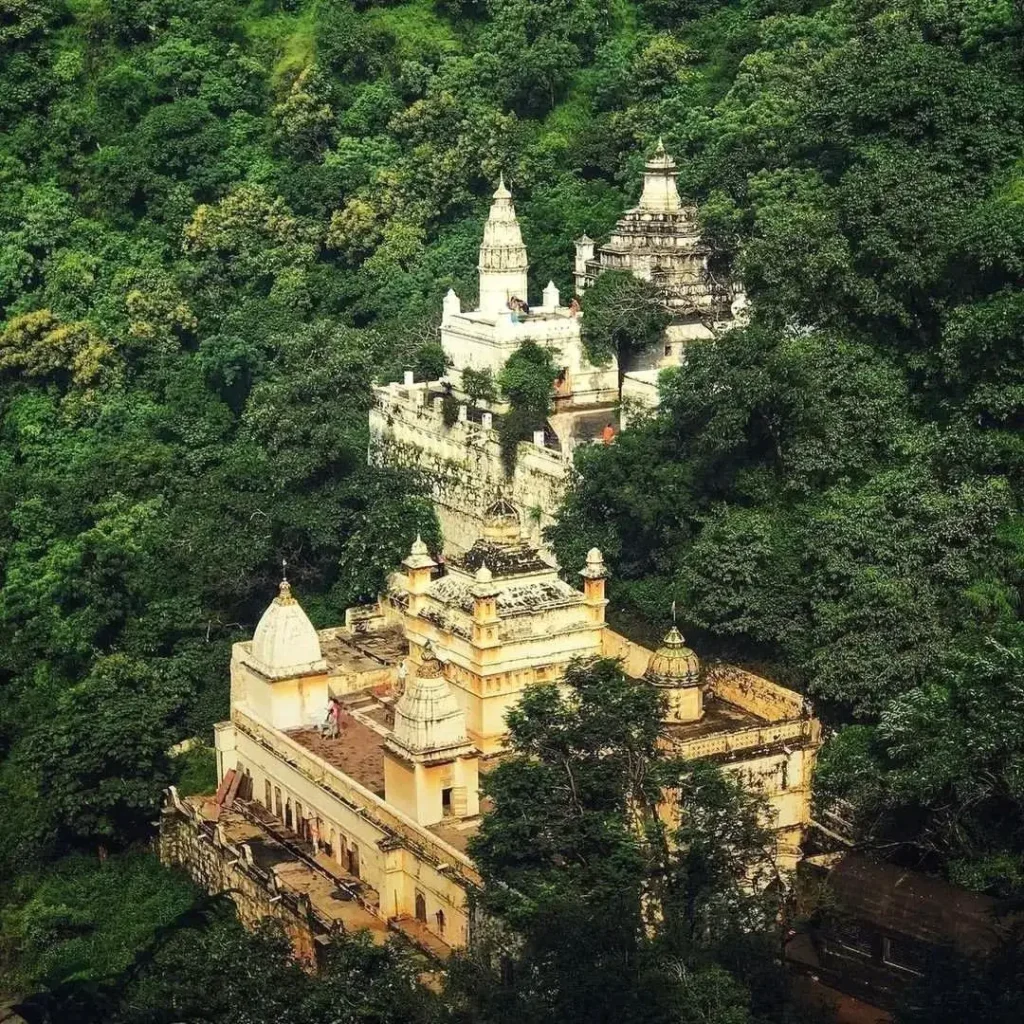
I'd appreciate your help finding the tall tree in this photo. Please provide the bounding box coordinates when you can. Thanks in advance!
[454,657,791,1024]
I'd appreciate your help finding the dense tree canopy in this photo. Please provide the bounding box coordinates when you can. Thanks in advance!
[550,0,1024,895]
[453,658,792,1024]
[3,0,1024,1014]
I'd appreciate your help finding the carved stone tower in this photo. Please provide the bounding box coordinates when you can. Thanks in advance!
[478,175,529,315]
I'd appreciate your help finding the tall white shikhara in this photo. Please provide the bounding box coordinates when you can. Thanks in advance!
[476,174,530,315]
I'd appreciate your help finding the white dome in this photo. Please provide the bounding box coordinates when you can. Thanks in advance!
[248,581,326,680]
[392,646,468,756]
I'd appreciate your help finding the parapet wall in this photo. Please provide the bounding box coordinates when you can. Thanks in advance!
[369,381,569,554]
[160,792,321,965]
[705,664,809,723]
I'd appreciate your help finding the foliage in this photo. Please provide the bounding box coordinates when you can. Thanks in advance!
[579,269,670,374]
[894,928,1024,1024]
[1,0,1023,1010]
[495,339,558,472]
[171,744,218,798]
[453,657,791,1024]
[13,898,441,1024]
[548,0,1024,896]
[442,389,461,426]
[0,851,197,996]
[462,365,497,407]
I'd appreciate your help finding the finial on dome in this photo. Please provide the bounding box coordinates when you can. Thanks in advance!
[656,136,666,155]
[580,546,608,580]
[277,578,296,605]
[404,531,437,571]
[493,173,511,199]
[475,563,493,584]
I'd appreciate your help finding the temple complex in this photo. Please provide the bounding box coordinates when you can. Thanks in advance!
[370,140,744,555]
[162,505,821,964]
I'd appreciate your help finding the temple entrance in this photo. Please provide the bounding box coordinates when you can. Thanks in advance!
[415,892,427,923]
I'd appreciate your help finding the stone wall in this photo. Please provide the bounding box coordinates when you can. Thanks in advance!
[222,709,480,948]
[159,791,321,965]
[369,381,569,553]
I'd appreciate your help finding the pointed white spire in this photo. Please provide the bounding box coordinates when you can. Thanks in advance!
[639,137,681,213]
[478,175,529,315]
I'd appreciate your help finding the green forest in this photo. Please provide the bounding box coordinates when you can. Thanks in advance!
[2,0,1023,1020]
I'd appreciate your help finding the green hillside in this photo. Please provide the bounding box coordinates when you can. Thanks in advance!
[2,0,1024,1020]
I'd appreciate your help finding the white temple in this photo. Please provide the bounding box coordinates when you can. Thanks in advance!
[442,178,618,408]
[370,140,745,554]
[574,139,746,407]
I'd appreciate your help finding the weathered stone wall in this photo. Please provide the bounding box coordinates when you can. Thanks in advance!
[159,792,320,965]
[369,382,568,554]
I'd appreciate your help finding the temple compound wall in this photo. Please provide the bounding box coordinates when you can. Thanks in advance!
[370,379,568,554]
[160,790,322,965]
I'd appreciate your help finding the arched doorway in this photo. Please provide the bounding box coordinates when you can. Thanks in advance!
[415,892,427,923]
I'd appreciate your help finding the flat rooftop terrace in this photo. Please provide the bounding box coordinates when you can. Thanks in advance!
[663,696,761,743]
[318,626,406,676]
[288,715,387,797]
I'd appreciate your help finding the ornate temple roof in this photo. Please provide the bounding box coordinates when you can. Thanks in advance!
[449,540,553,578]
[427,572,580,615]
[645,625,701,688]
[390,645,471,759]
[247,580,328,680]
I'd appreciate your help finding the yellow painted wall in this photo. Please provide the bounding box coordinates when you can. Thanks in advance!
[218,721,473,948]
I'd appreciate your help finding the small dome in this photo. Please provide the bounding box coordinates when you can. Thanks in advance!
[492,173,511,200]
[403,532,437,570]
[482,497,521,544]
[249,580,326,680]
[392,645,468,755]
[475,564,493,584]
[580,547,607,579]
[645,626,700,688]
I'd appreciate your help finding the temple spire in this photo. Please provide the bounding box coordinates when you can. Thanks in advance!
[639,138,681,213]
[478,176,529,315]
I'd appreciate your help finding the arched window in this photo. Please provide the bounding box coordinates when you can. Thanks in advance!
[415,892,427,923]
